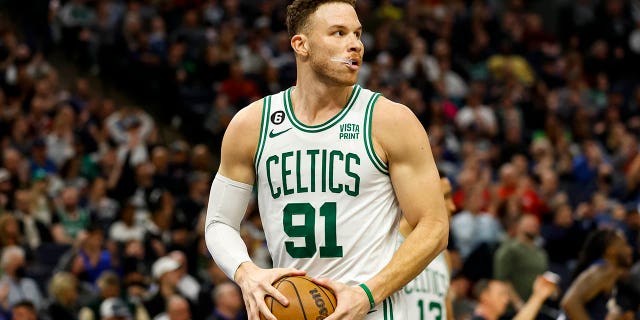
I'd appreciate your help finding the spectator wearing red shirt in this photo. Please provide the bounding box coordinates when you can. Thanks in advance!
[219,62,260,107]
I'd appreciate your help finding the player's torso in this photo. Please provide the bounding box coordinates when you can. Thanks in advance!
[255,85,401,284]
[403,251,450,320]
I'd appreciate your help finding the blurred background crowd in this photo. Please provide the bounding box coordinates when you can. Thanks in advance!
[0,0,639,319]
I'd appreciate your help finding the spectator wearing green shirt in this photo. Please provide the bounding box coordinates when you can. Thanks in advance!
[52,186,91,244]
[494,214,549,307]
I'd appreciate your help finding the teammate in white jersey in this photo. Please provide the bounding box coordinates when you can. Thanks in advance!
[400,171,456,320]
[204,1,449,320]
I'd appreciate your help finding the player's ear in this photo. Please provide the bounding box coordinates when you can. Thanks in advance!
[291,34,309,57]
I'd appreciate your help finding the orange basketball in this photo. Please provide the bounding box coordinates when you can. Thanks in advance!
[261,276,337,320]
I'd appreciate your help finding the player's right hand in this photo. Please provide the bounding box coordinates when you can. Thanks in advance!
[311,278,370,320]
[234,261,306,320]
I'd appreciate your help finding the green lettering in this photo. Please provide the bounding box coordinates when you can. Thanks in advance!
[282,202,344,259]
[295,150,308,194]
[321,150,327,192]
[429,302,442,320]
[345,153,360,196]
[307,150,319,192]
[319,202,343,257]
[438,273,447,297]
[281,151,294,196]
[432,272,440,296]
[329,150,343,193]
[404,282,413,294]
[266,155,281,199]
[422,273,429,293]
[283,203,316,258]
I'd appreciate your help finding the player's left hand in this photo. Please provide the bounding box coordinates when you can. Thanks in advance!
[312,278,370,320]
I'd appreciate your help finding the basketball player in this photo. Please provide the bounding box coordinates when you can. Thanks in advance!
[204,1,449,319]
[561,229,633,319]
[400,170,455,320]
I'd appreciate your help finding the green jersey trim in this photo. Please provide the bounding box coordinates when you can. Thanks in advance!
[383,297,395,320]
[283,85,361,133]
[363,93,389,175]
[383,299,387,320]
[254,96,271,173]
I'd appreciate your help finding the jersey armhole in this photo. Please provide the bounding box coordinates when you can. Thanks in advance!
[363,93,389,175]
[253,95,272,175]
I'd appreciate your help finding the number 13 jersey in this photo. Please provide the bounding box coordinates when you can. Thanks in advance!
[254,85,402,285]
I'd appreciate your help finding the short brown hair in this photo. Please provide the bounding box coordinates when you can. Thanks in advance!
[286,0,357,37]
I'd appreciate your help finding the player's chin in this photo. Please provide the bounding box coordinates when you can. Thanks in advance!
[344,79,358,86]
[336,76,358,86]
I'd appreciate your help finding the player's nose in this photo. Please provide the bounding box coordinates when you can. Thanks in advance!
[348,36,363,53]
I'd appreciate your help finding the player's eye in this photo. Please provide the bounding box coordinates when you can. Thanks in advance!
[333,31,344,37]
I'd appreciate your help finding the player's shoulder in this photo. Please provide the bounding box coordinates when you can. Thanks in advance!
[221,99,265,156]
[226,99,264,133]
[370,95,427,146]
[371,96,418,125]
[579,263,615,284]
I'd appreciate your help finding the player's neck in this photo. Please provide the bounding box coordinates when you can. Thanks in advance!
[290,79,354,125]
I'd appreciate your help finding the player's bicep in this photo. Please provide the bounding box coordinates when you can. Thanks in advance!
[218,102,263,185]
[206,102,262,279]
[563,267,608,305]
[390,147,442,228]
[374,100,446,228]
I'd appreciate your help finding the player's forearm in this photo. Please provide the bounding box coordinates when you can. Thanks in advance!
[366,218,448,304]
[235,261,260,282]
[204,174,254,280]
[445,291,454,320]
[205,221,252,280]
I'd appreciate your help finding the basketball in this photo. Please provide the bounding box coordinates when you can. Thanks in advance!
[261,276,337,320]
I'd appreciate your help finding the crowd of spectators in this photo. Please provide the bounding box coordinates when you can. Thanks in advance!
[1,0,640,319]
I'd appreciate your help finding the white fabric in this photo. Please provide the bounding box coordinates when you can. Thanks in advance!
[45,133,75,167]
[254,85,403,286]
[400,54,440,81]
[399,234,450,320]
[177,275,201,302]
[152,256,180,279]
[204,174,254,279]
[455,105,497,131]
[109,221,145,243]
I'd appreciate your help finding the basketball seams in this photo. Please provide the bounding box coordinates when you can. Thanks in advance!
[317,286,336,311]
[299,277,336,311]
[269,296,275,315]
[268,278,286,314]
[281,279,309,320]
[268,276,338,319]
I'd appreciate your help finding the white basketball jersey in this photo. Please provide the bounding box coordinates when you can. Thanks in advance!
[255,85,406,319]
[400,233,450,320]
